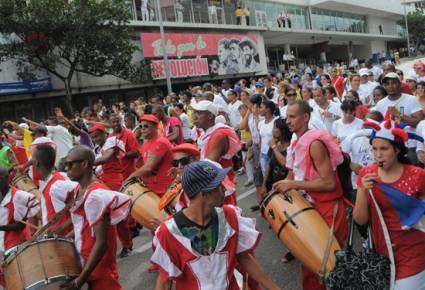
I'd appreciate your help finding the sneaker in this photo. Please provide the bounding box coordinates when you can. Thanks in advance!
[244,180,254,187]
[148,264,159,272]
[250,205,260,212]
[281,252,295,263]
[119,247,132,258]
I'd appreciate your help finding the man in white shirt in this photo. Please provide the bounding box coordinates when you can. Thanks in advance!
[22,117,73,168]
[227,90,242,131]
[311,87,343,133]
[375,72,425,164]
[358,68,375,105]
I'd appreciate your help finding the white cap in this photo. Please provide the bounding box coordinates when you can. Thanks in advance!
[19,123,29,130]
[191,100,218,116]
[359,68,369,77]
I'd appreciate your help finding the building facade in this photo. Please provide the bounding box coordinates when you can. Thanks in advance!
[0,0,409,120]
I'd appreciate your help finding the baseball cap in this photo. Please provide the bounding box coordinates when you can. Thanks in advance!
[359,68,369,77]
[181,161,230,199]
[88,124,106,134]
[139,114,159,125]
[255,81,264,88]
[405,75,417,82]
[191,100,218,116]
[382,72,400,82]
[172,143,200,157]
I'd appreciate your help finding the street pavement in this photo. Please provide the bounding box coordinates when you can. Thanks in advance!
[117,173,302,289]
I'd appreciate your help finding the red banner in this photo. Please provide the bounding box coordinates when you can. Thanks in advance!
[151,58,209,80]
[141,32,258,58]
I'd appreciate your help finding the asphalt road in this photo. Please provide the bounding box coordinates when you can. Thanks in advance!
[117,173,303,290]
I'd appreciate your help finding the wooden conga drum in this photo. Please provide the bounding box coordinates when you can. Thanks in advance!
[260,190,340,274]
[120,179,166,230]
[3,237,81,290]
[11,174,40,198]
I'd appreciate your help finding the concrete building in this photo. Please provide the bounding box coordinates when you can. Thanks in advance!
[0,0,410,120]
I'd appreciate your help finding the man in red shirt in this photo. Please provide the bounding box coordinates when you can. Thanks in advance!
[89,124,133,258]
[126,115,173,197]
[109,114,139,179]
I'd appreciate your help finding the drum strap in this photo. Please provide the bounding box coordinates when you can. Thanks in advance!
[129,189,151,213]
[318,201,339,284]
[276,207,315,238]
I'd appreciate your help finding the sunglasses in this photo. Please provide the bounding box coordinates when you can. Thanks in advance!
[65,159,84,169]
[171,156,190,167]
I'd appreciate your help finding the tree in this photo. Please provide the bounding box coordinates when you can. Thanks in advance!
[0,0,144,113]
[397,9,425,51]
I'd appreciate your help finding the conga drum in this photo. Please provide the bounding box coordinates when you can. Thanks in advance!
[120,179,166,230]
[3,236,81,290]
[260,190,340,274]
[11,174,40,198]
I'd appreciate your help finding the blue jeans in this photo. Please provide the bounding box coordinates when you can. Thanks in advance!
[260,153,269,177]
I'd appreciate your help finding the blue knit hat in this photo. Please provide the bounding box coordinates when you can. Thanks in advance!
[181,161,230,199]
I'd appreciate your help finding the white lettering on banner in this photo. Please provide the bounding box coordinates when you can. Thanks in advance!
[151,58,209,80]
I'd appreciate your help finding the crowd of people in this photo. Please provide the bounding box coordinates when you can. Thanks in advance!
[0,58,424,290]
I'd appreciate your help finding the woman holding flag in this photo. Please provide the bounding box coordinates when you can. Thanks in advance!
[353,118,425,290]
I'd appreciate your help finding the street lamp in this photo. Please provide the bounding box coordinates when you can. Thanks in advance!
[155,0,173,94]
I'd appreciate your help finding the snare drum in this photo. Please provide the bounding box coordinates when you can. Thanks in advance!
[3,236,81,290]
[120,179,166,230]
[260,190,340,274]
[11,174,40,198]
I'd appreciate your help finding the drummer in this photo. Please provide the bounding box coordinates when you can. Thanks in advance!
[61,145,130,290]
[192,100,241,205]
[126,115,174,198]
[0,168,39,255]
[89,124,133,258]
[152,161,281,290]
[33,144,77,236]
[166,143,200,212]
[274,100,348,290]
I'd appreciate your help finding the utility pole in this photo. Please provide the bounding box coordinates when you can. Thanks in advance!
[155,0,172,94]
[402,1,411,56]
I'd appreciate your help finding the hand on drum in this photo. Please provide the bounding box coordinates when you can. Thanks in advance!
[273,180,295,194]
[60,278,82,290]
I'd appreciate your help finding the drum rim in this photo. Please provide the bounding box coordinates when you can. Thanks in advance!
[24,274,79,290]
[259,190,277,214]
[3,236,75,265]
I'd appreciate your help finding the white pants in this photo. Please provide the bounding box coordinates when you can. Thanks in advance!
[242,150,254,182]
[141,8,149,21]
[395,268,425,290]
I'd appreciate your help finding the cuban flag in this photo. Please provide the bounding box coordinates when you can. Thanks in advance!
[378,183,425,232]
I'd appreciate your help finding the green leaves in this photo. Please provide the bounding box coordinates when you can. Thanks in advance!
[397,10,425,48]
[0,0,141,83]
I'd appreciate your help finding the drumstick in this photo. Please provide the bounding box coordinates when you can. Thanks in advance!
[20,220,40,231]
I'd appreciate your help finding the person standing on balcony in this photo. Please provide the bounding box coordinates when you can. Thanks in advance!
[140,0,149,21]
[235,6,242,25]
[175,0,184,23]
[244,7,250,26]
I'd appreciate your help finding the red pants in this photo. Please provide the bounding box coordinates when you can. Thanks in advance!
[224,192,237,206]
[103,179,133,250]
[88,275,122,290]
[117,217,133,249]
[301,198,348,290]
